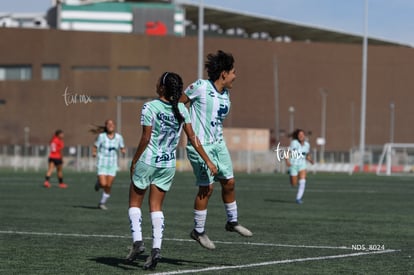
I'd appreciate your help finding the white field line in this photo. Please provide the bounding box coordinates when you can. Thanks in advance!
[0,230,400,274]
[151,249,400,275]
[0,230,349,250]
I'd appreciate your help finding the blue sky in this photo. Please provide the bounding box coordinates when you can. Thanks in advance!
[1,0,413,46]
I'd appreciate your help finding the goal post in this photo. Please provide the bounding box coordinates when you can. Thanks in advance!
[376,143,414,176]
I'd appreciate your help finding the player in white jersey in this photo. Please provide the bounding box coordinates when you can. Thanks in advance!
[126,72,217,270]
[91,119,126,210]
[181,50,253,250]
[286,129,314,204]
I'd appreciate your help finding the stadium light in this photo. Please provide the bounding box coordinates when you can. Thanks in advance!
[288,106,295,133]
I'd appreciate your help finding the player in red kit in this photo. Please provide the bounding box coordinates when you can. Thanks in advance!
[43,130,67,188]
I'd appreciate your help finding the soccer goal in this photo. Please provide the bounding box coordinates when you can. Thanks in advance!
[376,143,414,176]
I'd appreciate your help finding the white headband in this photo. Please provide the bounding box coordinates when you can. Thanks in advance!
[162,72,169,85]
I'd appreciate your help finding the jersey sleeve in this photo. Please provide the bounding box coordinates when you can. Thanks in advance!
[184,79,204,101]
[50,138,57,153]
[141,103,154,126]
[94,134,102,147]
[178,103,191,124]
[119,134,125,148]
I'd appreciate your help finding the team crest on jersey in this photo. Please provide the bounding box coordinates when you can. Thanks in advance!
[217,104,229,117]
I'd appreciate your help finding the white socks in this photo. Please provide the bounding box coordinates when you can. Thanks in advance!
[224,201,238,223]
[100,192,110,204]
[296,179,306,200]
[128,207,142,242]
[128,208,165,249]
[194,202,238,233]
[194,209,207,233]
[151,211,164,249]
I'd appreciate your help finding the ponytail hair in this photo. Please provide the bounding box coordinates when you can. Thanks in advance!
[89,119,113,134]
[160,72,184,127]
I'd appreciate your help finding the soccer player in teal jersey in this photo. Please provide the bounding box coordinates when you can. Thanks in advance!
[286,129,314,204]
[181,50,253,250]
[91,119,126,210]
[126,72,217,270]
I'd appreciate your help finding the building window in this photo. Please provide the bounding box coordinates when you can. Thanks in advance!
[118,65,150,72]
[0,65,32,81]
[71,66,110,72]
[42,64,60,80]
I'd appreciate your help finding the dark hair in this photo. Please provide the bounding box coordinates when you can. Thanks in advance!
[160,72,184,126]
[290,128,305,141]
[205,50,234,81]
[89,119,113,134]
[55,129,63,136]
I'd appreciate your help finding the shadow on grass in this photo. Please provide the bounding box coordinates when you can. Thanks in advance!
[264,198,295,204]
[90,255,218,270]
[72,205,99,210]
[89,256,141,270]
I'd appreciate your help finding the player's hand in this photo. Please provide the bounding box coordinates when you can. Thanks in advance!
[206,161,218,176]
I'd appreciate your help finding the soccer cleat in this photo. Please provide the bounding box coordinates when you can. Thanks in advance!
[98,203,108,210]
[43,181,51,188]
[125,241,145,263]
[225,222,253,237]
[58,183,68,189]
[296,199,303,204]
[142,248,161,270]
[190,229,216,250]
[94,180,100,192]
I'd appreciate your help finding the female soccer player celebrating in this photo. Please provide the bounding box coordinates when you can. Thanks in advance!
[126,72,217,270]
[286,129,314,204]
[91,119,126,210]
[44,129,67,188]
[181,50,252,250]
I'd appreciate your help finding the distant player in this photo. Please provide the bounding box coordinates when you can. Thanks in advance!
[181,50,252,250]
[286,129,314,204]
[126,72,217,270]
[91,119,126,210]
[43,129,67,188]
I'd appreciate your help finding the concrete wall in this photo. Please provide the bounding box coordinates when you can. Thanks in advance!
[1,28,414,151]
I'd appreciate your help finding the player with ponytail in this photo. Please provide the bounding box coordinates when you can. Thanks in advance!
[126,72,217,270]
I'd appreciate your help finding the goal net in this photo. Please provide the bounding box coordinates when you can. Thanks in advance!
[376,143,414,176]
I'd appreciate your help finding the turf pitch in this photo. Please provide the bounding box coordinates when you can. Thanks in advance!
[0,170,413,274]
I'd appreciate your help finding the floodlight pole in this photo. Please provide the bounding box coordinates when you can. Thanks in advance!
[198,0,204,79]
[273,57,280,142]
[116,96,122,134]
[389,101,395,143]
[359,0,369,171]
[320,88,328,163]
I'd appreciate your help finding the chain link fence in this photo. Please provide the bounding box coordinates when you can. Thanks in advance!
[0,144,385,174]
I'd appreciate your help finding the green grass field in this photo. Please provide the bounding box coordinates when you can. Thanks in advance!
[0,170,413,274]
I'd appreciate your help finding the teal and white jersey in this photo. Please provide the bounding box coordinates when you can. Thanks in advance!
[95,132,125,168]
[139,99,191,168]
[289,139,310,166]
[184,79,231,145]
